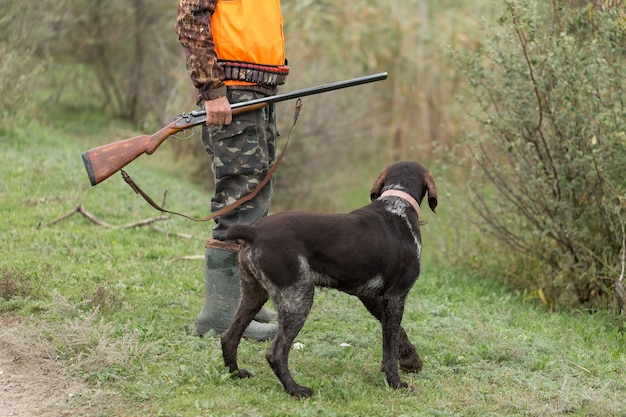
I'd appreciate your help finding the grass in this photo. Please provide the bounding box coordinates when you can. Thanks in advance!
[1,120,626,416]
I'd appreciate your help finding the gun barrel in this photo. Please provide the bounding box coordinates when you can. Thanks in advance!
[180,72,388,132]
[231,72,388,110]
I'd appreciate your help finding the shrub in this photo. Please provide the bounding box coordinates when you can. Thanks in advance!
[456,0,626,309]
[0,3,47,118]
[0,268,44,313]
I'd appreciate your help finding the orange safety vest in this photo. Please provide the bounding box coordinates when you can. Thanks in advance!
[212,0,286,86]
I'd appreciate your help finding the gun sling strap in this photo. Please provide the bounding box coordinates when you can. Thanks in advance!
[120,98,302,223]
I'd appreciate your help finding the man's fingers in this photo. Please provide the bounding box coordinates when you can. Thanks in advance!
[207,113,232,125]
[204,96,232,126]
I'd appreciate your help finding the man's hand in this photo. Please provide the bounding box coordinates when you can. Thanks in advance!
[204,96,232,126]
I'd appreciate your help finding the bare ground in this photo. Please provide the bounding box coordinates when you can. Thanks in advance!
[0,315,123,417]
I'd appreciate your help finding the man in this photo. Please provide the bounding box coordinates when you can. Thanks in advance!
[174,0,289,341]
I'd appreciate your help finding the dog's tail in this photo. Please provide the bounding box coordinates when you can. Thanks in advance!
[224,224,257,243]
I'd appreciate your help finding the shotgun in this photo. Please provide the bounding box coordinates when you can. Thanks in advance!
[82,72,388,186]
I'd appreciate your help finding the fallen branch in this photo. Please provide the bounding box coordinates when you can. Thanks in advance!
[40,203,197,240]
[40,204,113,228]
[40,204,168,231]
[170,255,204,262]
[614,215,626,315]
[150,225,196,240]
[120,215,170,229]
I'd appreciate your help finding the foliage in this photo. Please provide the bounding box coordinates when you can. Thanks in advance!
[22,0,189,125]
[0,2,47,118]
[266,0,492,211]
[456,0,626,308]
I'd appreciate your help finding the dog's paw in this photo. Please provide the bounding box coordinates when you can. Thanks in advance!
[387,378,409,390]
[397,382,417,395]
[397,381,409,390]
[288,385,314,399]
[399,354,423,373]
[237,369,254,379]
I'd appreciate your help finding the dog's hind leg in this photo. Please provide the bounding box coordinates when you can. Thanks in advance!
[221,262,270,379]
[266,280,315,399]
[398,333,423,374]
[359,296,423,376]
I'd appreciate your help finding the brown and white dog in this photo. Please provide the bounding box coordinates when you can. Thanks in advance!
[221,161,438,398]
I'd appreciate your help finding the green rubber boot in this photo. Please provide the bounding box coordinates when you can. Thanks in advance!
[196,247,277,341]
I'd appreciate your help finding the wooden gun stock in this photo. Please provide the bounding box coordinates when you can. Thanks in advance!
[81,72,388,186]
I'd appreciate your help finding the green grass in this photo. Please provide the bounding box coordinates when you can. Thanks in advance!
[1,120,626,416]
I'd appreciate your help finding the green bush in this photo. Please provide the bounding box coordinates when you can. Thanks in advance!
[456,0,626,309]
[0,2,46,118]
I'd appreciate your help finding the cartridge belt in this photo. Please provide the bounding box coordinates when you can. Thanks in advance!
[219,60,289,86]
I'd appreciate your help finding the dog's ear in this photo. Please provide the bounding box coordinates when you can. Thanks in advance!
[425,170,438,213]
[370,168,387,201]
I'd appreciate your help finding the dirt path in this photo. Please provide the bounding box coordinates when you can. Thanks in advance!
[0,316,121,417]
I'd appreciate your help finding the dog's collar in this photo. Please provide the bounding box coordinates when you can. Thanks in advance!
[379,189,421,218]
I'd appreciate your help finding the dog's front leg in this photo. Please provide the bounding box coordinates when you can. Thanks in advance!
[381,295,409,389]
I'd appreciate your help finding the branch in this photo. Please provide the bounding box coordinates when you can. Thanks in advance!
[40,204,169,231]
[149,225,195,240]
[618,216,626,283]
[40,204,114,229]
[170,255,204,262]
[612,210,625,315]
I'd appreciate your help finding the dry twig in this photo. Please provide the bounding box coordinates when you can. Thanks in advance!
[614,216,626,315]
[170,255,204,262]
[39,203,197,240]
[39,204,168,230]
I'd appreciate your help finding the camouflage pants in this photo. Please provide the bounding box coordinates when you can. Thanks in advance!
[201,89,277,240]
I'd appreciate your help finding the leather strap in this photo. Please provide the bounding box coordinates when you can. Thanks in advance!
[205,238,239,252]
[121,99,302,222]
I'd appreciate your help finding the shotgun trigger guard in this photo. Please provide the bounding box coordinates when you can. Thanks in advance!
[173,128,195,141]
[173,110,205,140]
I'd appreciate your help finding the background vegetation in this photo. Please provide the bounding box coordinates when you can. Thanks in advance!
[1,0,626,414]
[455,0,626,310]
